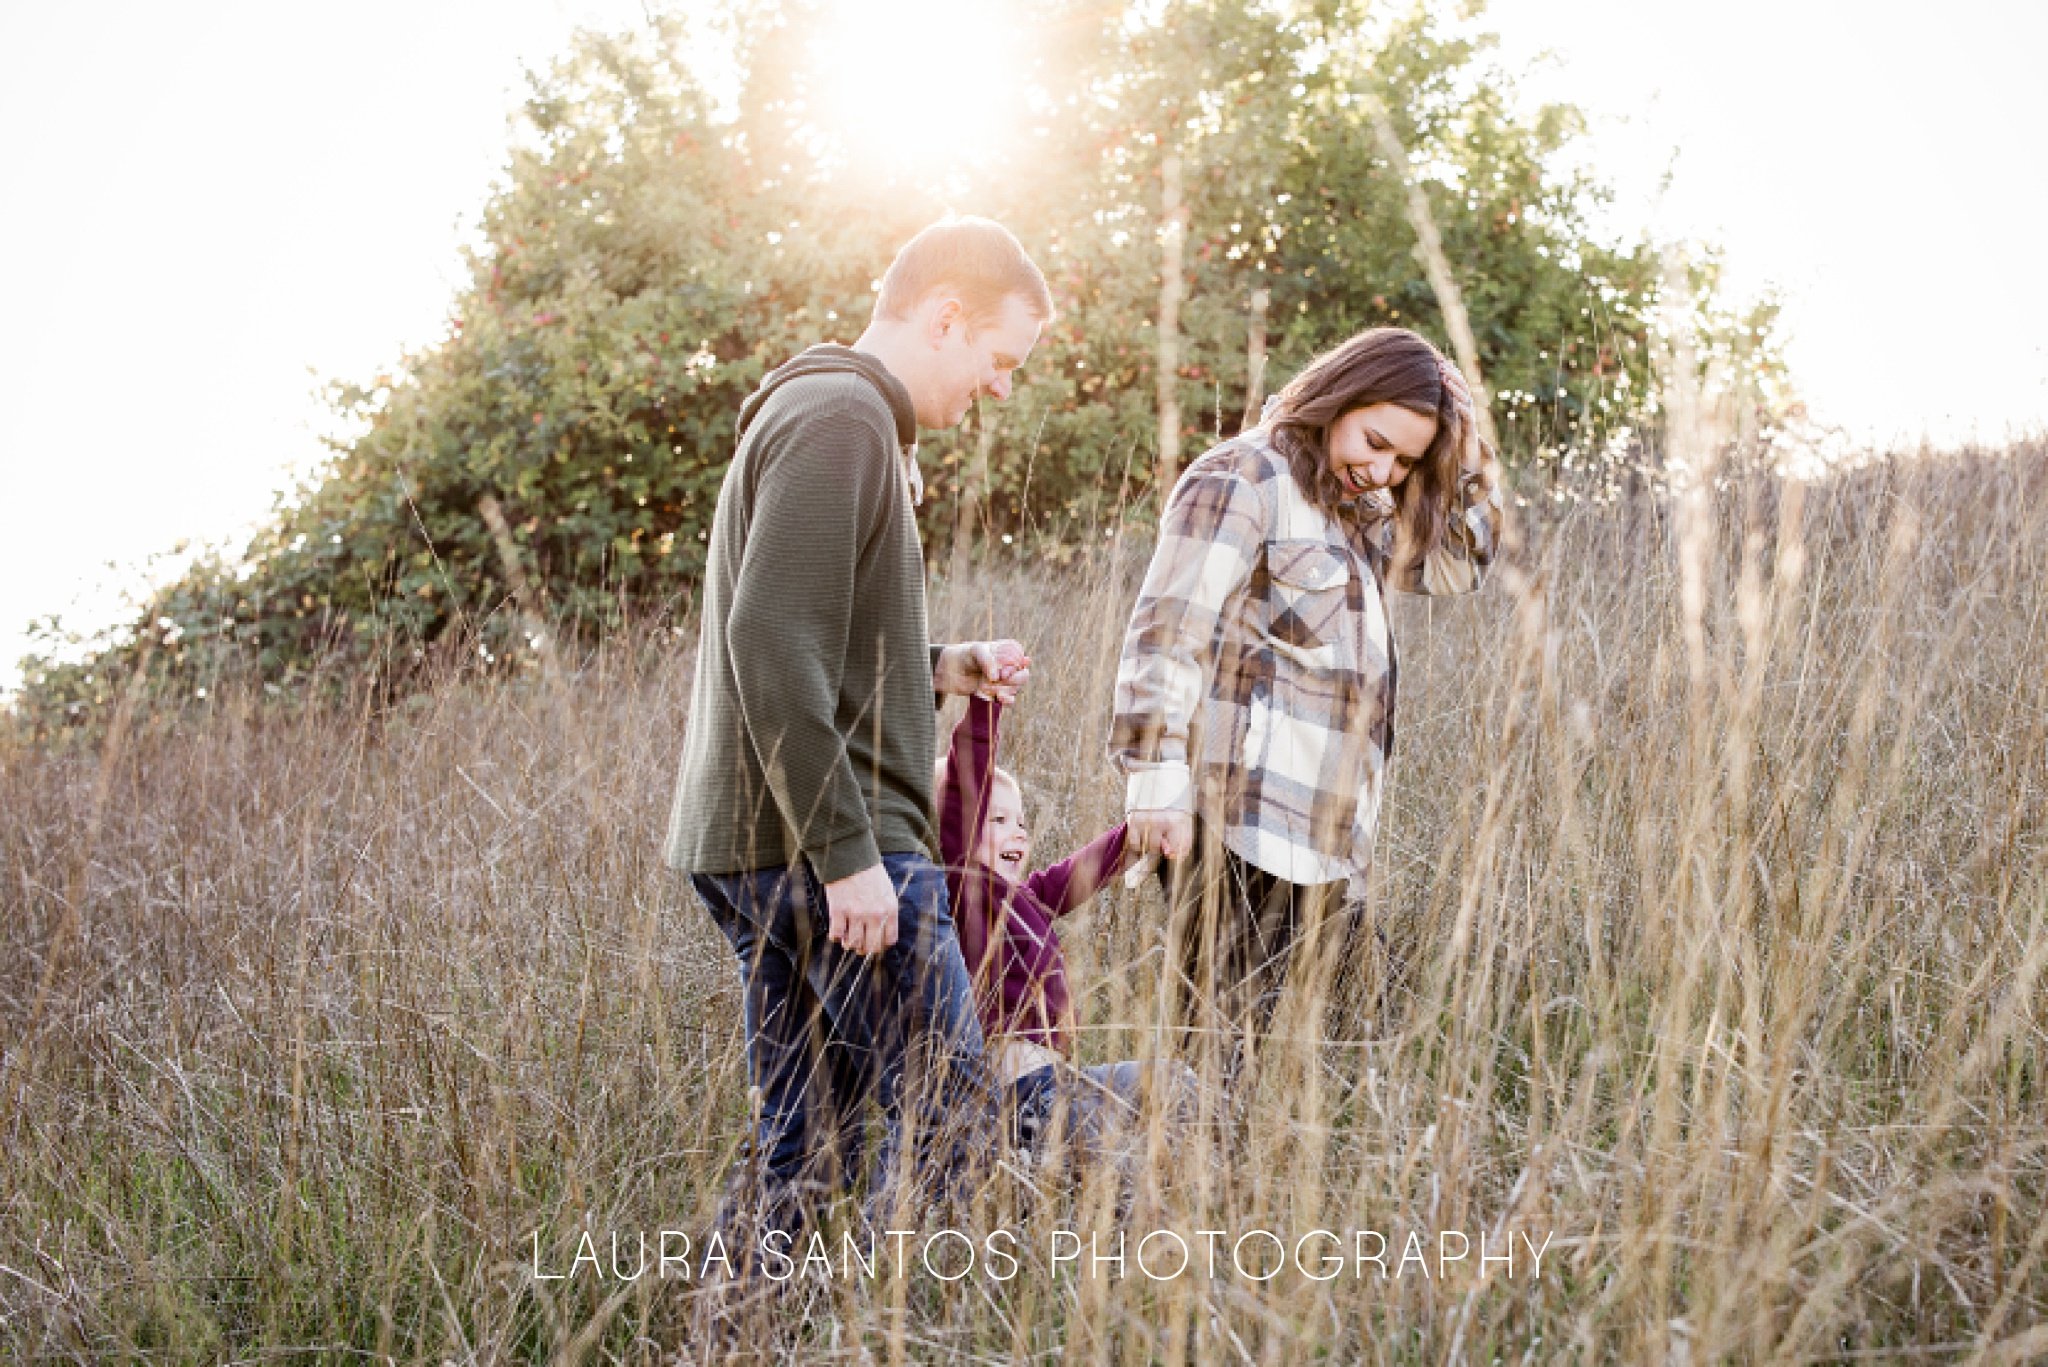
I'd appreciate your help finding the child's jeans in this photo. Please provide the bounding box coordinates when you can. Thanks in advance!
[1009,1056,1200,1164]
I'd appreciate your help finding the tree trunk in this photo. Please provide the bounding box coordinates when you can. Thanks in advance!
[1155,145,1186,497]
[1241,284,1270,430]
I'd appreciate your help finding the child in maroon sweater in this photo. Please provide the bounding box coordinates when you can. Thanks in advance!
[937,695,1195,1154]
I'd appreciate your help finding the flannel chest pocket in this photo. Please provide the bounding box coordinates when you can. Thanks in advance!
[1264,539,1351,652]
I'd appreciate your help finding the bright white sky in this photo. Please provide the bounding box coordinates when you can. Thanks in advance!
[3,0,2044,694]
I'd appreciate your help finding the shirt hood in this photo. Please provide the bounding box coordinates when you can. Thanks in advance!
[736,343,919,450]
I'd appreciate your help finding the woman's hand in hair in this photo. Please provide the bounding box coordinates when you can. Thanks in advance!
[1439,358,1475,421]
[1438,361,1500,495]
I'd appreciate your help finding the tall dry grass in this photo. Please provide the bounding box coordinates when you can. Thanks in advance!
[3,442,2045,1362]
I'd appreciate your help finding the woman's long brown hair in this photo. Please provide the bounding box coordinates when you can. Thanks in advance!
[1264,327,1475,573]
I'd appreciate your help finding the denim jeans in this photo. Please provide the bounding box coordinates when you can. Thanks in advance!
[1010,1056,1201,1161]
[690,852,996,1243]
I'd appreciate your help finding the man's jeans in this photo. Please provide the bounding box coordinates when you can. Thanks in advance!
[690,852,996,1243]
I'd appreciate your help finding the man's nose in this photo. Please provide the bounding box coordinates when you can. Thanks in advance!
[987,372,1012,401]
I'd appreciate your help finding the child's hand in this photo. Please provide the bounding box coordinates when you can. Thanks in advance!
[1125,809,1192,889]
[1127,809,1193,860]
[937,640,1032,703]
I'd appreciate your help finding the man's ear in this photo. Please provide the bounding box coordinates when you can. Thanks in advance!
[926,295,965,348]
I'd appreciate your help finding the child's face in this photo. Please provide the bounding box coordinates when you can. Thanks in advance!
[974,779,1032,882]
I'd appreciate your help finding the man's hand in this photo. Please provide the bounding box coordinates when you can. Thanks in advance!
[1127,808,1195,861]
[824,862,899,956]
[934,640,1032,703]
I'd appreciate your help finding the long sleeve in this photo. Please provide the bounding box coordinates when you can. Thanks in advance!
[1023,822,1130,920]
[937,695,1002,870]
[1381,469,1503,596]
[951,871,994,984]
[725,407,893,882]
[1107,457,1267,814]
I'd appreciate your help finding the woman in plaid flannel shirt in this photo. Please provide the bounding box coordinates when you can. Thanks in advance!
[1108,327,1504,1088]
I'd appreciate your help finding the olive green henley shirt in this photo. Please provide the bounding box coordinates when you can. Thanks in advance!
[663,345,942,883]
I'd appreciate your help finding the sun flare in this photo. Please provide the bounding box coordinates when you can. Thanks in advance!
[805,0,1034,181]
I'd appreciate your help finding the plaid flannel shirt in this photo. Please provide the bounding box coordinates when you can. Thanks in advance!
[1108,424,1503,897]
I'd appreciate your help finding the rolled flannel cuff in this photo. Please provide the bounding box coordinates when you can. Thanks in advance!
[1125,764,1194,815]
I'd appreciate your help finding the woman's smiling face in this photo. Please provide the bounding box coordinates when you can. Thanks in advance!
[1325,402,1438,495]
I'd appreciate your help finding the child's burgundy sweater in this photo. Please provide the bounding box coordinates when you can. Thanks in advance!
[936,696,1130,1053]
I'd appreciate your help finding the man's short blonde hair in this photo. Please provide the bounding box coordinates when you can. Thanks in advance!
[873,216,1054,328]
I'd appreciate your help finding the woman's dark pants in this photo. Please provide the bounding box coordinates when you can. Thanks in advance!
[1156,819,1364,1092]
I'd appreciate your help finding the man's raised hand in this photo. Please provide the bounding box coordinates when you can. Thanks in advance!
[935,639,1032,704]
[823,862,899,956]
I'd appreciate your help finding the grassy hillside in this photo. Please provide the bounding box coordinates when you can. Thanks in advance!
[2,444,2044,1361]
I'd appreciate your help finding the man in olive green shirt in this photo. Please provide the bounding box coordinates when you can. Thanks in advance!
[666,217,1052,1246]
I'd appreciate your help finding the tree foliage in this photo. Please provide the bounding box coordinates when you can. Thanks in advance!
[15,0,1783,726]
